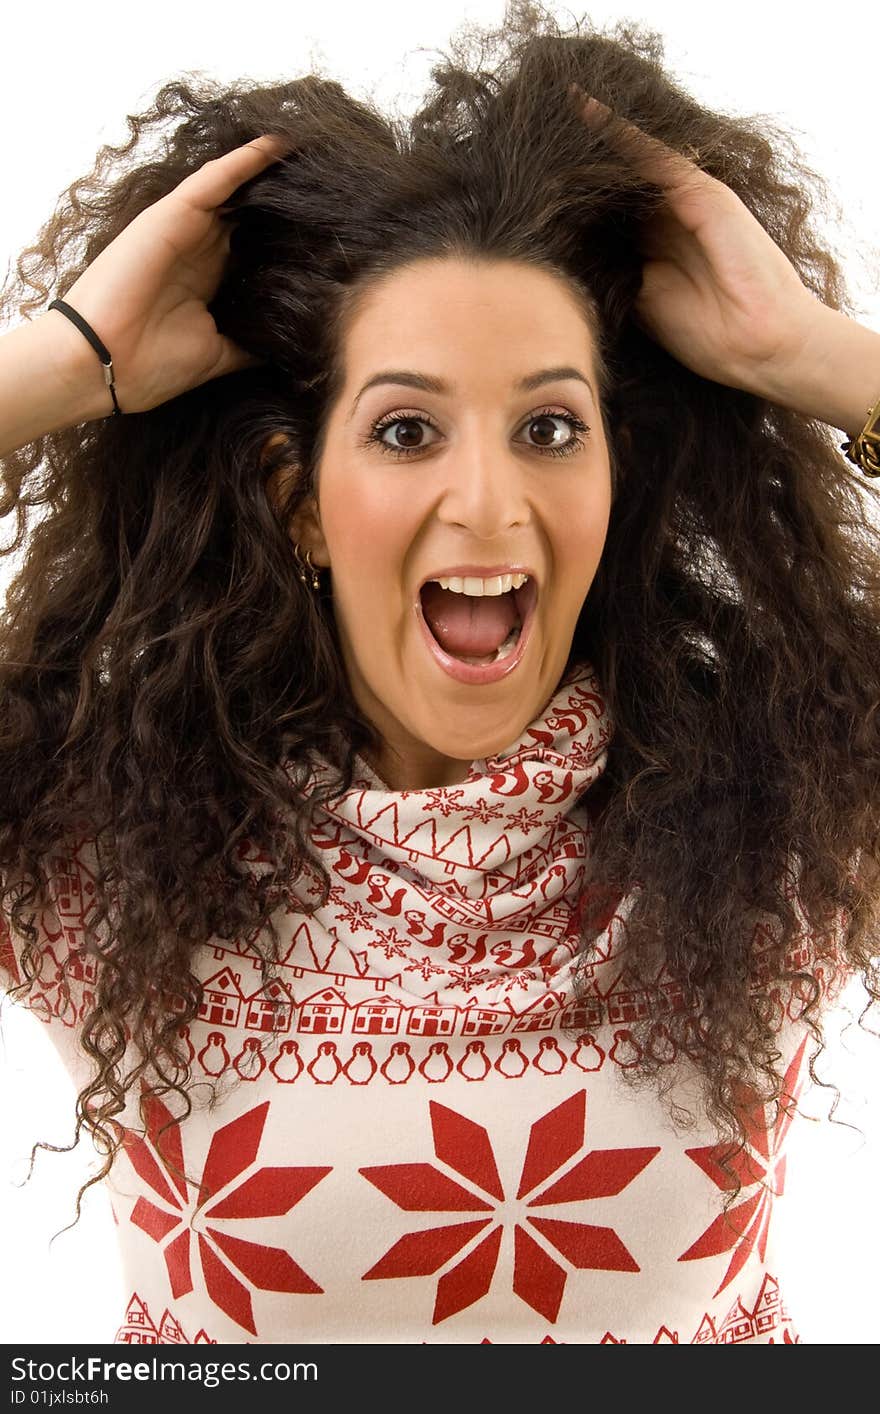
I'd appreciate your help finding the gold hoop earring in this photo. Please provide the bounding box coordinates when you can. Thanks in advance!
[293,542,321,592]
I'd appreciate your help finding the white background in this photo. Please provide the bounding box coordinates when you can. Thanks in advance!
[1,0,878,1344]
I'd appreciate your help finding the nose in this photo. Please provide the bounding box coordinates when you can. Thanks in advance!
[434,436,531,538]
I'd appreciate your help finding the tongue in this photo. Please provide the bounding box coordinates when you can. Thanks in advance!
[421,583,519,657]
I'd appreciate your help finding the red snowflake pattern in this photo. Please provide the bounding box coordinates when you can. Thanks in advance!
[332,898,374,932]
[678,1036,808,1297]
[122,1095,330,1335]
[420,788,467,818]
[460,797,506,825]
[368,927,410,960]
[404,957,448,982]
[359,1090,659,1324]
[446,965,496,992]
[499,970,537,995]
[507,807,547,835]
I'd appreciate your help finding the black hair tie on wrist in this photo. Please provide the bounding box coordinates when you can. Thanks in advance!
[47,297,123,416]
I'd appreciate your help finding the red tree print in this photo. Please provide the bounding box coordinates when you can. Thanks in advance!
[360,1090,659,1324]
[122,1095,330,1335]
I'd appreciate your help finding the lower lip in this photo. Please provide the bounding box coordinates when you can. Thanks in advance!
[414,594,536,685]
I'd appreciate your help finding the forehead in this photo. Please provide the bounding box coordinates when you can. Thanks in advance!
[340,258,598,374]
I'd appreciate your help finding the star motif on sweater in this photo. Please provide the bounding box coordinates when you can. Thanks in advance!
[677,1036,809,1296]
[121,1095,331,1335]
[359,1090,659,1324]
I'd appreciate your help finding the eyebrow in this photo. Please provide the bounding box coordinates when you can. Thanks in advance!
[349,365,595,417]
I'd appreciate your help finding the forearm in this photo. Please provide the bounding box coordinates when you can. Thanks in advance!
[0,310,112,459]
[754,303,880,439]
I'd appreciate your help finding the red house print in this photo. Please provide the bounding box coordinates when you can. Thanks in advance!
[114,1294,217,1345]
[66,948,98,987]
[352,996,402,1035]
[716,1273,792,1345]
[530,902,573,939]
[751,919,809,984]
[197,967,244,1027]
[50,849,96,928]
[652,963,687,1014]
[561,994,603,1030]
[689,1273,791,1345]
[297,987,347,1034]
[604,969,652,1024]
[511,990,565,1032]
[406,1004,457,1037]
[717,1300,756,1344]
[752,1274,783,1337]
[692,1313,718,1344]
[245,976,294,1034]
[785,940,810,972]
[460,1001,512,1036]
[116,1293,159,1344]
[157,1311,188,1343]
[29,850,97,962]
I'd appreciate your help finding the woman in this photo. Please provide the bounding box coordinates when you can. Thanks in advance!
[1,3,879,1344]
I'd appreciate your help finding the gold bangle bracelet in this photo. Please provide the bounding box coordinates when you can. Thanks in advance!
[841,392,880,477]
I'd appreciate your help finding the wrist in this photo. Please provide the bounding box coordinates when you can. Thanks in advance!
[752,303,880,438]
[0,312,116,460]
[38,306,117,426]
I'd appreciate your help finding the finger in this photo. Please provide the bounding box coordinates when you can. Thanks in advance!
[178,135,294,214]
[568,83,703,193]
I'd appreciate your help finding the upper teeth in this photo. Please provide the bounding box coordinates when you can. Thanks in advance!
[432,572,529,595]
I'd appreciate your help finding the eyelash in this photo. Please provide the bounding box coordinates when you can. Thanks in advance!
[363,406,590,460]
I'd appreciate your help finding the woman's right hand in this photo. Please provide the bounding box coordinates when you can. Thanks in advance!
[43,135,291,416]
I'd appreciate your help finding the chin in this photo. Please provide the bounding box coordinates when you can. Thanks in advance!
[416,715,532,764]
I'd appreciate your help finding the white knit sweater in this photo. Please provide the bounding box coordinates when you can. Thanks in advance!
[1,660,829,1343]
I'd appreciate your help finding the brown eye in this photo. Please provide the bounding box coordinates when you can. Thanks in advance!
[517,411,590,458]
[386,418,428,450]
[527,415,563,448]
[368,414,438,456]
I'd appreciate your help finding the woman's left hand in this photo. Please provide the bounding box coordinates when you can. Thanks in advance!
[569,85,825,396]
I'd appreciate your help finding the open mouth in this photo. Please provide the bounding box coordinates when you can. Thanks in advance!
[416,574,539,678]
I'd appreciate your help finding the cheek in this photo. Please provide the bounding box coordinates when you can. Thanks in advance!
[318,469,415,643]
[319,466,407,568]
[554,477,612,588]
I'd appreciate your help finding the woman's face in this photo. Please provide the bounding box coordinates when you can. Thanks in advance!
[287,256,612,789]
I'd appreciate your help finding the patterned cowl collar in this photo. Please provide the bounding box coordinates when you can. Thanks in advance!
[306,658,614,900]
[265,661,617,1004]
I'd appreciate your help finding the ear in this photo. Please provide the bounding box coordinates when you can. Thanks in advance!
[261,433,330,568]
[289,493,330,567]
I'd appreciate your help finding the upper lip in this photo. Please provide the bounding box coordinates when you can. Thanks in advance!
[417,564,538,591]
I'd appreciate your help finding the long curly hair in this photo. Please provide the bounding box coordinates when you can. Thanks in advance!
[2,0,879,1217]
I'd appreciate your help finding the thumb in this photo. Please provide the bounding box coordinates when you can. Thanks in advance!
[214,339,269,378]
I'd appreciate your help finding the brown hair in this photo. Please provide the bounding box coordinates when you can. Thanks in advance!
[2,0,879,1219]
